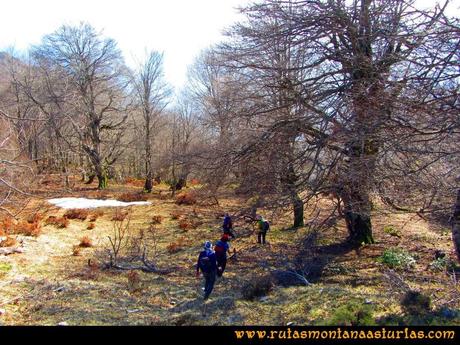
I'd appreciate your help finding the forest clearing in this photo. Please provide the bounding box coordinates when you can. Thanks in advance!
[0,175,458,325]
[0,0,459,327]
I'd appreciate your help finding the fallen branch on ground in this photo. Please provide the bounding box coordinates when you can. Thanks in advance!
[103,248,172,274]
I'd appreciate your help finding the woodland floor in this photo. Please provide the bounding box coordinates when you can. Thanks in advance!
[0,175,459,325]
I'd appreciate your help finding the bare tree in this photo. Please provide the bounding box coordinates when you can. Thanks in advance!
[0,111,34,217]
[132,51,170,192]
[173,91,201,190]
[29,23,131,189]
[210,0,459,245]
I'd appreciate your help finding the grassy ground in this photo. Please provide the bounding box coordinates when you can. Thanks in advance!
[0,175,459,325]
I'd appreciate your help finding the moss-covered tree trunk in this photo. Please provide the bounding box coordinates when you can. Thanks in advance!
[97,171,108,189]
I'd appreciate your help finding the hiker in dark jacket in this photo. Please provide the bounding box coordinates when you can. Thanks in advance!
[222,213,235,238]
[196,241,217,300]
[214,234,230,277]
[256,215,269,244]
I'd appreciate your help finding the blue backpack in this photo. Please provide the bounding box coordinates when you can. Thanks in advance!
[199,251,214,272]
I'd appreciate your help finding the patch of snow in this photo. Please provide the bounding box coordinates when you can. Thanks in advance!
[48,197,150,209]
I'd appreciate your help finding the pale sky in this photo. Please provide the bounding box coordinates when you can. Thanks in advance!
[0,0,251,89]
[0,0,458,90]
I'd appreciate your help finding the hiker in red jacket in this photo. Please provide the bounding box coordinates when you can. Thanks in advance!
[214,234,230,277]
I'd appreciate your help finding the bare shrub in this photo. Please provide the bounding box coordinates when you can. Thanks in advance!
[175,191,197,205]
[170,210,182,220]
[127,270,141,292]
[89,210,104,222]
[107,210,132,265]
[0,236,17,247]
[79,236,93,248]
[118,192,148,202]
[111,210,128,222]
[98,212,162,273]
[178,219,191,231]
[64,209,89,221]
[12,221,41,237]
[26,213,43,224]
[45,216,69,228]
[125,177,144,187]
[167,236,186,254]
[72,245,81,256]
[0,217,13,236]
[151,215,163,224]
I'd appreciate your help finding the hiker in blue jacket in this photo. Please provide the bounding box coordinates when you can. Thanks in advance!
[214,234,230,277]
[196,241,217,300]
[222,213,235,238]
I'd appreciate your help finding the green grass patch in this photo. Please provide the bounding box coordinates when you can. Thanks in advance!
[383,225,401,238]
[429,257,448,271]
[0,262,12,272]
[379,248,416,269]
[325,299,375,325]
[0,262,12,277]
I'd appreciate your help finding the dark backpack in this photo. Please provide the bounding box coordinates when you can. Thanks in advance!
[199,252,213,272]
[263,221,270,232]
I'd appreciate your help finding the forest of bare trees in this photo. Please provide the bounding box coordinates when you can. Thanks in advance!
[1,0,459,260]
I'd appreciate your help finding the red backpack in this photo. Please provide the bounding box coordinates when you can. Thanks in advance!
[214,240,227,255]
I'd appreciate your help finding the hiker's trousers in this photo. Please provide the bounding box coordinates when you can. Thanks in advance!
[216,255,227,277]
[203,269,217,299]
[258,231,266,244]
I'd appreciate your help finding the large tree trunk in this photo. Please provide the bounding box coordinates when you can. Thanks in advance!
[340,139,377,245]
[284,163,304,228]
[176,176,187,191]
[337,0,377,246]
[85,174,95,184]
[144,115,153,193]
[293,193,304,228]
[343,206,374,245]
[144,173,153,193]
[452,188,460,263]
[250,195,262,220]
[97,171,107,189]
[82,143,107,189]
[341,166,375,245]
